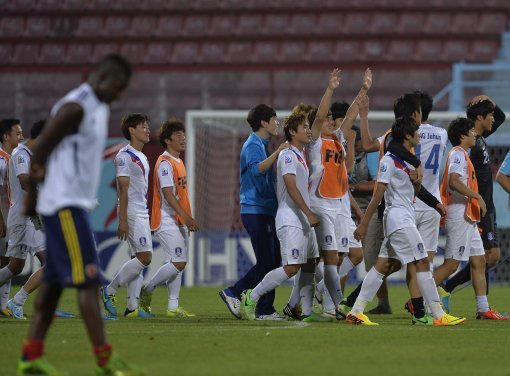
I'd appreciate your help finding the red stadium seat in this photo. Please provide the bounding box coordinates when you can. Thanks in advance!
[92,44,120,61]
[144,43,172,64]
[37,0,64,10]
[88,0,117,9]
[386,40,416,62]
[12,44,39,64]
[415,40,443,62]
[104,17,131,37]
[0,44,12,63]
[225,42,253,63]
[398,13,427,33]
[236,15,264,35]
[65,44,94,64]
[363,40,388,62]
[39,43,67,64]
[1,17,25,37]
[181,16,209,37]
[342,13,371,34]
[155,16,183,37]
[371,12,398,33]
[443,40,470,62]
[200,43,226,64]
[169,43,199,64]
[130,16,157,38]
[253,42,280,63]
[119,43,146,64]
[423,13,451,33]
[76,17,104,37]
[279,42,307,63]
[470,40,500,62]
[305,42,334,63]
[25,17,52,37]
[478,13,508,34]
[288,14,317,35]
[261,14,289,36]
[333,41,363,62]
[209,15,237,36]
[450,13,479,34]
[315,14,342,35]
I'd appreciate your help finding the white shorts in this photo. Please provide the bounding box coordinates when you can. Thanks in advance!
[6,224,45,259]
[154,221,188,263]
[378,226,427,264]
[337,215,362,252]
[127,215,153,256]
[415,210,440,253]
[278,226,319,265]
[314,210,347,251]
[445,219,485,261]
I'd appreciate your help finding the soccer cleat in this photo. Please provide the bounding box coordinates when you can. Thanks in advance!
[367,304,392,315]
[301,312,333,323]
[96,354,145,376]
[218,288,241,319]
[433,313,466,326]
[283,303,302,320]
[54,309,75,318]
[124,308,155,318]
[166,307,196,318]
[404,300,414,315]
[322,308,337,320]
[337,301,351,319]
[103,312,118,321]
[139,286,152,314]
[256,312,287,321]
[7,299,26,320]
[0,308,13,318]
[241,289,256,320]
[314,292,323,311]
[476,309,509,321]
[17,357,61,376]
[346,312,379,326]
[437,286,451,313]
[100,286,117,317]
[412,314,434,326]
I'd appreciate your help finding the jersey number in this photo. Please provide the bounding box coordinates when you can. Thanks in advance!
[414,144,440,175]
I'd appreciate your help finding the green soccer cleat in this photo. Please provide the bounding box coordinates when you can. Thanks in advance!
[241,289,256,320]
[337,301,351,319]
[138,286,152,314]
[96,355,145,376]
[300,312,334,323]
[166,307,196,318]
[18,357,61,376]
[412,314,434,326]
[124,308,154,318]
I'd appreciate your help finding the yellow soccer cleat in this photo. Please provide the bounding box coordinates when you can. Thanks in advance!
[433,313,466,326]
[346,312,379,326]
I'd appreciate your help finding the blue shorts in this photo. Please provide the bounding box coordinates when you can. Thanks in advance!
[42,207,100,287]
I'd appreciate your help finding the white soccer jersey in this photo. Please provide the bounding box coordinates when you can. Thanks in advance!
[38,83,110,215]
[115,144,150,217]
[7,145,31,227]
[414,124,448,211]
[157,151,180,221]
[378,152,416,236]
[0,147,9,223]
[445,148,469,221]
[275,146,311,230]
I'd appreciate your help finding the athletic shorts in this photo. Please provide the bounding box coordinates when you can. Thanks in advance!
[127,215,153,256]
[378,226,427,264]
[277,226,319,265]
[445,219,485,261]
[415,210,440,253]
[42,207,101,286]
[6,223,45,259]
[478,210,498,249]
[313,209,347,252]
[336,215,362,253]
[154,220,188,263]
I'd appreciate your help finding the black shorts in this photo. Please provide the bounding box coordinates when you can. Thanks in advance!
[478,210,498,249]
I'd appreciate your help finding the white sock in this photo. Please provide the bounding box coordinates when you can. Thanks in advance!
[127,271,143,311]
[146,263,180,293]
[475,295,490,313]
[338,257,355,279]
[13,287,30,307]
[324,264,342,307]
[288,269,301,308]
[324,290,335,312]
[0,266,14,285]
[351,267,384,315]
[107,257,146,295]
[0,279,11,309]
[416,271,444,319]
[251,267,289,302]
[299,272,315,316]
[315,260,324,283]
[167,271,183,310]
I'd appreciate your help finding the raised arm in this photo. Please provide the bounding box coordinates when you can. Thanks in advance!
[311,68,341,141]
[339,68,372,134]
[358,95,380,152]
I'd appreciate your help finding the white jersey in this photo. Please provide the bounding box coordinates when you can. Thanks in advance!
[157,151,181,222]
[37,83,110,215]
[414,123,448,211]
[378,152,416,236]
[275,146,310,230]
[445,148,469,221]
[115,144,150,217]
[7,145,31,227]
[0,146,9,223]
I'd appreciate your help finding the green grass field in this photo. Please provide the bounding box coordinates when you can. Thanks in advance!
[1,284,509,376]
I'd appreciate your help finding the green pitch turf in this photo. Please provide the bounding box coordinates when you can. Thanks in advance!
[1,284,509,376]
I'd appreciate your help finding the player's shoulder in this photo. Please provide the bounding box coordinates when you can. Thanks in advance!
[450,148,467,163]
[279,148,296,164]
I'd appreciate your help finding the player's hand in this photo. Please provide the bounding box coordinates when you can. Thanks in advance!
[117,221,129,241]
[469,95,492,106]
[435,203,447,218]
[362,68,372,91]
[328,68,341,90]
[185,217,200,232]
[476,195,487,217]
[276,141,291,154]
[354,222,367,241]
[307,212,320,227]
[357,94,369,118]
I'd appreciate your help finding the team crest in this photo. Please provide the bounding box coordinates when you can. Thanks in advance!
[139,237,147,246]
[291,248,300,259]
[162,167,169,176]
[341,237,348,247]
[285,155,292,164]
[175,247,182,257]
[118,158,125,167]
[325,235,333,245]
[379,162,387,173]
[453,156,461,164]
[18,156,25,164]
[458,246,465,256]
[417,243,424,253]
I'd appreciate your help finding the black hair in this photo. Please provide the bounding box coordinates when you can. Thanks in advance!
[448,117,475,146]
[30,120,45,139]
[284,112,307,142]
[393,93,421,119]
[246,104,276,132]
[466,100,495,121]
[121,113,149,140]
[413,91,433,122]
[330,101,349,121]
[97,53,132,80]
[391,117,419,143]
[158,118,185,148]
[0,118,21,140]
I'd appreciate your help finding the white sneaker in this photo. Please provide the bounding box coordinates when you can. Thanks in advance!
[255,312,287,321]
[219,289,241,319]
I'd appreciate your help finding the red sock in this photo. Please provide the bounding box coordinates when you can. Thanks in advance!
[22,339,44,361]
[93,343,112,368]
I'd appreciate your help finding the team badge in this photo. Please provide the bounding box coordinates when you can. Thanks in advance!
[325,235,333,245]
[118,158,125,167]
[162,167,169,176]
[139,237,147,246]
[341,237,348,247]
[18,156,25,164]
[417,243,424,253]
[291,248,300,259]
[458,246,465,256]
[453,156,461,164]
[175,247,182,257]
[379,162,387,173]
[488,232,494,241]
[285,155,292,164]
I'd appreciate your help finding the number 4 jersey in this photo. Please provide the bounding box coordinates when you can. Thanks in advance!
[414,123,448,211]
